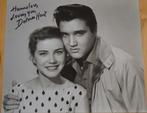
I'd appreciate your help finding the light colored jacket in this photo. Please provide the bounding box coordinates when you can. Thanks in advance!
[73,37,146,112]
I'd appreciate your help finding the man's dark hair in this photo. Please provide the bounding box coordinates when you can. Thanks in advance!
[54,4,97,33]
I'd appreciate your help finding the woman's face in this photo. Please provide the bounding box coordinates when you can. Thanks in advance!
[33,38,65,78]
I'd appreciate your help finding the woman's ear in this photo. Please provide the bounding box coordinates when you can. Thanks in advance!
[29,56,37,66]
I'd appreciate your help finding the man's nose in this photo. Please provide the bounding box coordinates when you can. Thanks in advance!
[69,36,77,47]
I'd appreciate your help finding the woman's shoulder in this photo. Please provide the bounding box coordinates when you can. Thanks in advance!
[9,81,26,95]
[72,84,87,95]
[23,77,40,89]
[11,77,38,91]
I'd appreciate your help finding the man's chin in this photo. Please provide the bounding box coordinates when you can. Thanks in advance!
[69,53,83,59]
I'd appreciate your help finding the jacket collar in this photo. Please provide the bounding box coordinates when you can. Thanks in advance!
[72,37,115,70]
[98,37,114,69]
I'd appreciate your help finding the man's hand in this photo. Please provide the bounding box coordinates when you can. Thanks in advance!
[3,94,20,111]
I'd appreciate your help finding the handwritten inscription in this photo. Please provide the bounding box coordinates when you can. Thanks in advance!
[10,2,47,30]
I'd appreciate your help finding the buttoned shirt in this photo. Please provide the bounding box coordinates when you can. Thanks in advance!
[68,37,146,112]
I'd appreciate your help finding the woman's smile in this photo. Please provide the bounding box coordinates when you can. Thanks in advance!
[45,65,59,71]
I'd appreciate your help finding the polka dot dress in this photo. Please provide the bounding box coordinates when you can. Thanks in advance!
[10,79,87,113]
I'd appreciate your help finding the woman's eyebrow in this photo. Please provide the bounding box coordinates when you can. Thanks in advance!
[60,32,68,35]
[37,50,48,52]
[55,48,64,51]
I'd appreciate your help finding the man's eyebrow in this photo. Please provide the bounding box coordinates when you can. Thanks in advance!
[60,30,87,35]
[74,30,87,34]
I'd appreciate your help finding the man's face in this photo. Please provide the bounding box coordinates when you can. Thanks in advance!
[59,19,96,59]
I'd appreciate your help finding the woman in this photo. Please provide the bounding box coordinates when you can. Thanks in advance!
[3,26,89,113]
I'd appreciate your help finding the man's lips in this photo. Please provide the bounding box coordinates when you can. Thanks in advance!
[70,48,80,53]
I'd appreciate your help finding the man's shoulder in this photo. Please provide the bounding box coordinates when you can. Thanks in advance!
[111,46,133,64]
[111,46,143,73]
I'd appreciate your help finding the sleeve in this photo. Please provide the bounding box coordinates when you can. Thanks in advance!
[74,87,90,113]
[122,60,147,112]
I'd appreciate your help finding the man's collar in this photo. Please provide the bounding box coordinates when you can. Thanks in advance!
[72,37,115,70]
[86,36,99,65]
[98,37,114,69]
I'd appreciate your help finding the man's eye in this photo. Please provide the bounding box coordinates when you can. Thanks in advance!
[75,31,86,36]
[76,33,83,37]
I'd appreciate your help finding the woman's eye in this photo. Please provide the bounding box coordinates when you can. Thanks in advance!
[39,52,47,56]
[56,50,64,55]
[63,35,68,39]
[61,33,69,38]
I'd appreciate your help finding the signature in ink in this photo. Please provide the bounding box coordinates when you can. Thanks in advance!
[15,11,47,30]
[10,2,47,30]
[10,2,38,12]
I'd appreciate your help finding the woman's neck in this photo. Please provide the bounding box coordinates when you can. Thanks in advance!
[37,72,65,89]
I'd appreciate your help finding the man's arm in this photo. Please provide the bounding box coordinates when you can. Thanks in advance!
[3,94,20,113]
[122,60,147,112]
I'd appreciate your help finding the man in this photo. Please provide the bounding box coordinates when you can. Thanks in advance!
[53,4,147,112]
[3,3,147,112]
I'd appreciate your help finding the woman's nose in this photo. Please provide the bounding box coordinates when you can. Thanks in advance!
[48,55,56,63]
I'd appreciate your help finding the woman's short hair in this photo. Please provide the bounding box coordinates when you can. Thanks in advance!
[28,26,61,57]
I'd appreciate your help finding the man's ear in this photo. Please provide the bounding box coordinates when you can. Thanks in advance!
[29,56,37,66]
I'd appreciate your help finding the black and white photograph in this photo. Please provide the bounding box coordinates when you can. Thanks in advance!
[2,0,147,112]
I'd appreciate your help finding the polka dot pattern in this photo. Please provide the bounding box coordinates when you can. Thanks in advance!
[11,81,86,113]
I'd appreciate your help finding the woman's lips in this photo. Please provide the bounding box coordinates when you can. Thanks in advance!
[46,65,59,71]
